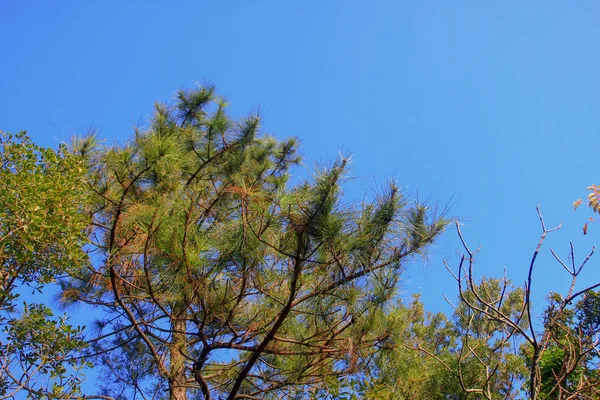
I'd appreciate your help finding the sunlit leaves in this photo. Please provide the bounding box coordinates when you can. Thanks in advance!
[573,185,600,234]
[588,184,600,213]
[0,132,89,289]
[0,132,90,398]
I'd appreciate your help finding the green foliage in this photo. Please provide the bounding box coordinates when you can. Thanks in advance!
[0,132,88,290]
[357,283,527,400]
[534,291,600,399]
[358,295,459,400]
[62,86,448,399]
[387,216,600,400]
[0,132,89,398]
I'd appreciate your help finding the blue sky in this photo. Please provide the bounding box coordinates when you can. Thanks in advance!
[2,0,600,393]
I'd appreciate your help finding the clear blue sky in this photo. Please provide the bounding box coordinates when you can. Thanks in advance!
[2,1,600,393]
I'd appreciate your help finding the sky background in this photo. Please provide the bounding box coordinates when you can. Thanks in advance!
[2,1,600,394]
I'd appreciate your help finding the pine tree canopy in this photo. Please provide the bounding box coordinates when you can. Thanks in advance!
[61,85,448,400]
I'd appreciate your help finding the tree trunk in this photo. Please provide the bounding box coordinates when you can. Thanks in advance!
[170,317,187,400]
[529,345,540,400]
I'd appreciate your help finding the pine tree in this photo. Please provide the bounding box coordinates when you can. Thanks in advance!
[62,86,448,399]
